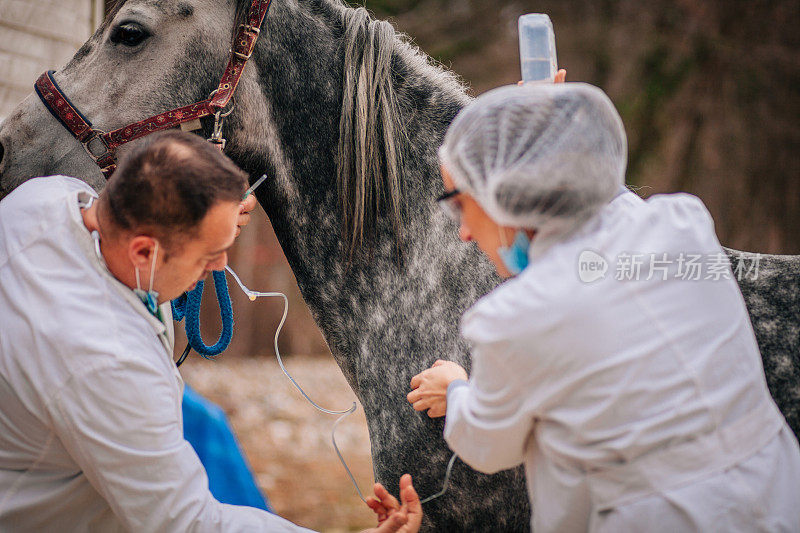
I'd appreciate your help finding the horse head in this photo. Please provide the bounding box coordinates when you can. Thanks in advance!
[0,0,262,196]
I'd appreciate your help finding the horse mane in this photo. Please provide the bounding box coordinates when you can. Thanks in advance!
[336,6,406,261]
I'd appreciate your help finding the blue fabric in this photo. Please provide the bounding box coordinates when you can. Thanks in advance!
[182,385,271,512]
[172,270,234,357]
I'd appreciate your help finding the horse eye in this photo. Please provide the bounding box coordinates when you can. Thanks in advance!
[110,23,149,47]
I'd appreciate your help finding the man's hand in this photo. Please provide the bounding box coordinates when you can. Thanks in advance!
[364,474,423,533]
[407,361,468,418]
[235,194,257,237]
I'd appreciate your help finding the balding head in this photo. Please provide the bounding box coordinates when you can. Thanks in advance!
[100,130,247,250]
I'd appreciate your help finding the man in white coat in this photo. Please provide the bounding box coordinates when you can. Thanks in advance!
[408,83,800,532]
[0,131,420,532]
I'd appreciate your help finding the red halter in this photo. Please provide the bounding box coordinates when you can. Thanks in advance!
[34,0,273,178]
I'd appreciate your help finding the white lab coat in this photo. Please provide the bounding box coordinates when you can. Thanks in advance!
[0,177,311,532]
[444,191,800,532]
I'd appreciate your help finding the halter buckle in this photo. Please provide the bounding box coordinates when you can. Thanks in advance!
[239,23,261,35]
[83,130,111,161]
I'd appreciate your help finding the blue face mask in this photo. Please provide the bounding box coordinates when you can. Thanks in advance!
[498,230,531,276]
[134,241,161,317]
[134,288,160,316]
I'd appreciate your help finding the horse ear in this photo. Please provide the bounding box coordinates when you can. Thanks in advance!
[337,8,406,263]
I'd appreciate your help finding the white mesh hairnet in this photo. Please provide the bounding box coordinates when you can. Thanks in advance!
[439,82,627,250]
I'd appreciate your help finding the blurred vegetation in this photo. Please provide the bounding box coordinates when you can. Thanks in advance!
[348,0,800,254]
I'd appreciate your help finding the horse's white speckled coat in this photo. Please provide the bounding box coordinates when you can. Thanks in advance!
[0,1,797,530]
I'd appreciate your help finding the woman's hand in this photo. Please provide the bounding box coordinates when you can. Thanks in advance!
[364,474,423,533]
[235,194,257,237]
[518,68,567,85]
[407,361,468,418]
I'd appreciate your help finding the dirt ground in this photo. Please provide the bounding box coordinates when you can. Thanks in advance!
[180,355,377,532]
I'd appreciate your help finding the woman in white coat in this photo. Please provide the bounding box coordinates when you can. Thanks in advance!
[407,83,800,532]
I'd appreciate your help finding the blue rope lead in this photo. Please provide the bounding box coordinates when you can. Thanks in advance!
[172,270,234,357]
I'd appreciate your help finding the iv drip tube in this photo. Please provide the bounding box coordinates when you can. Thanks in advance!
[224,265,457,505]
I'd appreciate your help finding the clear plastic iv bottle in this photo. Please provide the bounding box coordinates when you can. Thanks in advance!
[519,14,558,84]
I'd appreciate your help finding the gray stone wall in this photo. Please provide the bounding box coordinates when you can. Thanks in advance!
[0,0,103,119]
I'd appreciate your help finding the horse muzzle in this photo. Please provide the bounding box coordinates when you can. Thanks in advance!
[0,92,106,200]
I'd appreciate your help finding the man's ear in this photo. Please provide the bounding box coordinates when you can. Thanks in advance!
[128,236,157,269]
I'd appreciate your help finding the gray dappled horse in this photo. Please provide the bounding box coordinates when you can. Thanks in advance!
[0,0,797,530]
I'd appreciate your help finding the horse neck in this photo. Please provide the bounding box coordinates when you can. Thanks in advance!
[237,0,499,390]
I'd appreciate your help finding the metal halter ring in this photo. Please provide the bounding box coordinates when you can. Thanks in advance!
[207,89,237,117]
[207,90,233,151]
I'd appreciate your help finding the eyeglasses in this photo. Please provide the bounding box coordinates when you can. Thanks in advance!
[436,189,461,221]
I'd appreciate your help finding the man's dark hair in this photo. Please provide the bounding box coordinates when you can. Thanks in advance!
[102,130,248,247]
